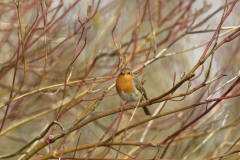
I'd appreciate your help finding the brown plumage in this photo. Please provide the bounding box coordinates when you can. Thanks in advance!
[116,68,151,116]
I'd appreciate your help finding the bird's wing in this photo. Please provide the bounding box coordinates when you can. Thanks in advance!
[134,76,148,100]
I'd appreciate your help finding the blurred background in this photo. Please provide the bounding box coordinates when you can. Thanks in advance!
[0,0,240,159]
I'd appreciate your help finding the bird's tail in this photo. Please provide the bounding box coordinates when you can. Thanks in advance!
[142,106,151,116]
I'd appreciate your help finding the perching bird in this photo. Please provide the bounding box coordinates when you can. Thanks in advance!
[116,68,151,115]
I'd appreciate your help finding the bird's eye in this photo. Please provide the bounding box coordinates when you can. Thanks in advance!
[128,72,131,74]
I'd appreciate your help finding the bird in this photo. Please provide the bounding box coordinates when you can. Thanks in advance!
[116,68,151,116]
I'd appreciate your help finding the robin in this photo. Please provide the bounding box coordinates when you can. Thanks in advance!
[116,68,151,116]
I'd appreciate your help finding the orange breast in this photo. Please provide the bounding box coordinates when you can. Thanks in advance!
[116,75,135,94]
